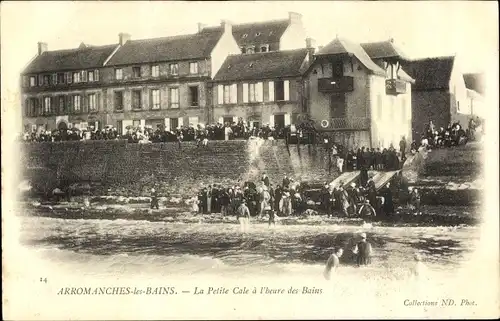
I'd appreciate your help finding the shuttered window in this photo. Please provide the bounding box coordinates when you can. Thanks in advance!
[242,83,249,103]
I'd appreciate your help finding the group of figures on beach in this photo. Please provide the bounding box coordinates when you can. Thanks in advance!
[156,169,423,231]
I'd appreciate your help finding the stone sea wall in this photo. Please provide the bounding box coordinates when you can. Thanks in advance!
[20,139,334,197]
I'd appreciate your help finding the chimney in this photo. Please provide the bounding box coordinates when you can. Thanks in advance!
[389,38,394,43]
[37,42,48,55]
[119,33,131,45]
[197,23,208,33]
[220,20,233,34]
[288,12,302,24]
[306,38,316,61]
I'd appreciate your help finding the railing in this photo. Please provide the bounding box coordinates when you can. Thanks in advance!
[385,79,406,95]
[328,117,370,130]
[318,76,354,93]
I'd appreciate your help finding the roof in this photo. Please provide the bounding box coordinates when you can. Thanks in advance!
[106,29,223,66]
[315,37,386,76]
[23,44,118,74]
[213,48,308,82]
[201,20,290,47]
[401,56,455,90]
[463,73,485,95]
[360,40,410,60]
[398,68,415,84]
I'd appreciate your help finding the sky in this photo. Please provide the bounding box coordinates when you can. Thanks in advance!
[1,1,498,125]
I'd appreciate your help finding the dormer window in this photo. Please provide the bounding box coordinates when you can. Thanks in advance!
[241,47,246,54]
[255,32,261,37]
[269,31,273,36]
[260,44,269,52]
[242,34,248,38]
[249,63,254,68]
[246,47,255,54]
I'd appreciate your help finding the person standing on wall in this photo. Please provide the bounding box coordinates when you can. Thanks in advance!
[400,136,407,163]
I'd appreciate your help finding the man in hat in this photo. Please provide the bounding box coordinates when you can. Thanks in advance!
[352,233,373,266]
[323,247,344,280]
[237,199,251,233]
[150,187,159,210]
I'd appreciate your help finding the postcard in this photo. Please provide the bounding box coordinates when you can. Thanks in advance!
[2,1,499,319]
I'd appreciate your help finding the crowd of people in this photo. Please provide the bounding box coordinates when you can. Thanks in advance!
[169,167,422,230]
[20,120,294,144]
[415,118,481,150]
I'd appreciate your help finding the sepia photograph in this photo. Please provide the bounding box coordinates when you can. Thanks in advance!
[2,1,499,319]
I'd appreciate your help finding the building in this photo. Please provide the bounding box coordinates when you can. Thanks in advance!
[100,22,239,133]
[21,42,119,133]
[305,37,414,149]
[402,56,471,137]
[199,12,307,54]
[20,14,309,134]
[463,73,485,118]
[212,43,313,129]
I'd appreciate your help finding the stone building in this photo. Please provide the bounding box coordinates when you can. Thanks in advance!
[401,56,471,137]
[21,42,119,132]
[211,44,313,129]
[199,12,307,54]
[100,22,239,133]
[304,37,414,149]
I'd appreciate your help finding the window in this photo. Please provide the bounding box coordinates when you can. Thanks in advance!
[88,93,97,112]
[132,90,142,109]
[43,97,51,114]
[57,73,65,84]
[151,89,160,110]
[73,95,81,113]
[457,101,460,112]
[261,45,269,52]
[189,86,199,106]
[59,96,66,114]
[132,67,141,78]
[169,64,179,75]
[151,65,160,77]
[117,120,123,135]
[115,68,123,80]
[73,72,81,83]
[169,88,179,108]
[275,81,285,101]
[246,47,255,54]
[27,98,37,116]
[114,91,124,111]
[249,84,257,102]
[189,62,198,74]
[332,61,344,77]
[330,93,346,118]
[30,76,36,87]
[88,71,94,82]
[43,75,51,86]
[224,85,231,104]
[170,118,179,130]
[241,47,246,54]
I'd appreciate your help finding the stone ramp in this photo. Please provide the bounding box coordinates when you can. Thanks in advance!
[329,171,360,188]
[372,170,400,190]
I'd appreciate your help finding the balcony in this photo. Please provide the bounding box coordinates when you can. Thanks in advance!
[318,76,354,93]
[385,79,406,95]
[323,117,370,131]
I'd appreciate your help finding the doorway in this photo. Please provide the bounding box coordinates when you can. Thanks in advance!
[274,114,285,131]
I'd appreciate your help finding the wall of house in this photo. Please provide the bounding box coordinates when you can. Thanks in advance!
[448,58,468,126]
[369,75,412,148]
[20,140,336,197]
[280,19,307,51]
[21,88,107,132]
[210,27,241,79]
[103,81,207,129]
[411,90,451,138]
[306,57,370,124]
[211,78,303,126]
